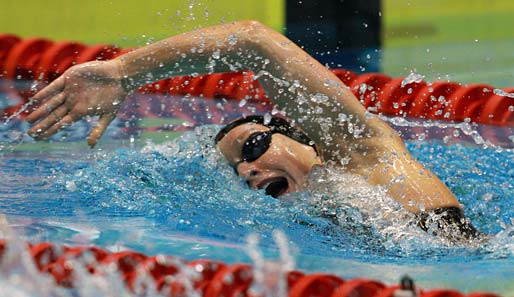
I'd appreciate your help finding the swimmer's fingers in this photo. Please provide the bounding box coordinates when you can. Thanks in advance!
[87,113,116,148]
[26,92,66,124]
[27,104,69,138]
[31,75,65,104]
[31,114,77,140]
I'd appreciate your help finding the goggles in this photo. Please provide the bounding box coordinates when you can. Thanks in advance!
[215,115,319,170]
[240,130,274,163]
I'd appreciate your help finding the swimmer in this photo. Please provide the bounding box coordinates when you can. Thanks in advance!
[25,21,479,242]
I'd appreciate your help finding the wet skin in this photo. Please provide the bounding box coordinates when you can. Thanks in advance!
[217,123,321,197]
[25,20,460,213]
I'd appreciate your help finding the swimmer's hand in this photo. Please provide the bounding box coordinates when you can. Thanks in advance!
[26,60,128,148]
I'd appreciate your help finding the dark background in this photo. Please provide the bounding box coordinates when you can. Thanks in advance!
[286,0,381,72]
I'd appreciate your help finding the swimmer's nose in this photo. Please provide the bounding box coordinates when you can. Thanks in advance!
[236,162,260,179]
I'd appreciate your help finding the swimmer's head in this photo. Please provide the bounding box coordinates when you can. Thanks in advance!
[215,115,322,198]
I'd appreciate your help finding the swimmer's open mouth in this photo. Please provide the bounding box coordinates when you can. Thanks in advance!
[263,177,289,198]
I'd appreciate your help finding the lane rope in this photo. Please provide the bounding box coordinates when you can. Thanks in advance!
[0,240,501,297]
[0,34,512,126]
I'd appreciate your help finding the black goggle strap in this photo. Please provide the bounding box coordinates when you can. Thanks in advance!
[268,123,319,156]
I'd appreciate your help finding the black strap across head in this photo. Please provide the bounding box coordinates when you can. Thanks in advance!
[214,115,319,156]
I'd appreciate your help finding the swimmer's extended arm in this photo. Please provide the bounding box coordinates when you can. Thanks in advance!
[27,20,460,214]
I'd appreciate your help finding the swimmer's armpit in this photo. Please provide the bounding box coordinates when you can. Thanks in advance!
[416,207,481,243]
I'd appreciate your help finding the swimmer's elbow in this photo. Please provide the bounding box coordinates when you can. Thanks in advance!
[234,20,265,28]
[232,20,279,48]
[234,20,267,30]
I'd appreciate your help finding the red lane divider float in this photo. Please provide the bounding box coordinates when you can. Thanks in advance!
[0,34,513,126]
[36,42,87,83]
[0,240,501,297]
[0,34,21,73]
[3,37,54,80]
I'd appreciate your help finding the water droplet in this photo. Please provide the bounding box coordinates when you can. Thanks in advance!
[223,273,234,284]
[493,88,514,98]
[482,193,493,201]
[401,72,424,87]
[271,105,280,115]
[228,34,237,46]
[65,180,77,192]
[212,49,220,60]
[358,83,368,95]
[391,174,406,183]
[263,113,272,125]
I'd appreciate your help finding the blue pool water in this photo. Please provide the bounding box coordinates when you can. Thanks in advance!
[0,94,513,295]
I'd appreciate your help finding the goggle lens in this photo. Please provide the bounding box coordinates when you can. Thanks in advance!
[241,131,272,162]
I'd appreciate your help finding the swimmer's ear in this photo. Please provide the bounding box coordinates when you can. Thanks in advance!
[87,113,116,148]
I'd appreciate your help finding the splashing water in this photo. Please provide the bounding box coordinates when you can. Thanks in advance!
[493,88,514,98]
[247,231,292,297]
[401,72,425,87]
[49,127,514,257]
[1,48,513,294]
[1,120,514,294]
[0,216,156,297]
[0,214,300,297]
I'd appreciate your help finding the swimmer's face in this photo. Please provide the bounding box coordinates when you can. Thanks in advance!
[217,123,322,198]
